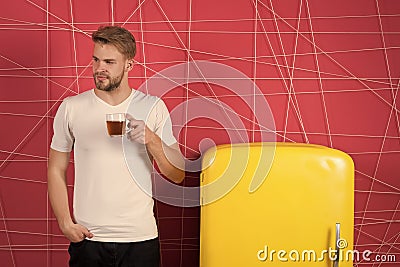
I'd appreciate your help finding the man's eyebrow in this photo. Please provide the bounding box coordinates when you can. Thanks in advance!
[92,56,117,62]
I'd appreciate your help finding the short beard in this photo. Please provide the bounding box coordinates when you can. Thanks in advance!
[94,70,124,92]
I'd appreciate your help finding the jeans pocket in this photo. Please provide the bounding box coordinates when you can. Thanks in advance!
[70,239,86,247]
[68,239,87,266]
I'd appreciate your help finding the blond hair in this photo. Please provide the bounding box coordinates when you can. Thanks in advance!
[92,26,136,59]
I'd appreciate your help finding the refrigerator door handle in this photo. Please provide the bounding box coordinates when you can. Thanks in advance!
[333,222,340,267]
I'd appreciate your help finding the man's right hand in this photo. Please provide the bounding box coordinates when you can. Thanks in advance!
[61,222,94,243]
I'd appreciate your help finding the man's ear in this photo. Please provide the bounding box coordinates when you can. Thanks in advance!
[126,60,134,71]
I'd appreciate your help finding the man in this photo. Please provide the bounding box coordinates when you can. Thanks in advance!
[48,25,184,267]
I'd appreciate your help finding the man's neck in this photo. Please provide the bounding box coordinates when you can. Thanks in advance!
[94,85,132,106]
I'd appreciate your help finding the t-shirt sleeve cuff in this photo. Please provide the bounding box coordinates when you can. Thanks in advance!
[50,142,73,153]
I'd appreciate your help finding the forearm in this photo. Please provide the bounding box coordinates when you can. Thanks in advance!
[47,149,74,230]
[48,168,94,241]
[125,115,185,183]
[146,134,185,183]
[48,171,74,229]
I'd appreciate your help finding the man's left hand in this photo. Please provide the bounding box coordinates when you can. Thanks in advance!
[126,113,156,145]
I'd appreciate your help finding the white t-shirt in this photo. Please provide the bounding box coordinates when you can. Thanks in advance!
[51,89,177,242]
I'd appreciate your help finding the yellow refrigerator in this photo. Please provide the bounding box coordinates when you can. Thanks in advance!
[200,142,354,266]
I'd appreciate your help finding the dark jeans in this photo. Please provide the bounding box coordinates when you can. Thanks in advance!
[68,237,160,267]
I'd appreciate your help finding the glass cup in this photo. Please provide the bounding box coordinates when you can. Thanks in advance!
[106,113,127,137]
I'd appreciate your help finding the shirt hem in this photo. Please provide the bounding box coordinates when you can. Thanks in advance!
[86,233,158,243]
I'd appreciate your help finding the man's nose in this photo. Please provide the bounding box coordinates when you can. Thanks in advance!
[93,61,107,72]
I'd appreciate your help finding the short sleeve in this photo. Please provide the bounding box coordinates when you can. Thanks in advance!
[50,98,75,152]
[153,99,177,146]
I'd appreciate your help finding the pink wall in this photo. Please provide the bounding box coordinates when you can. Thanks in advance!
[0,0,399,266]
